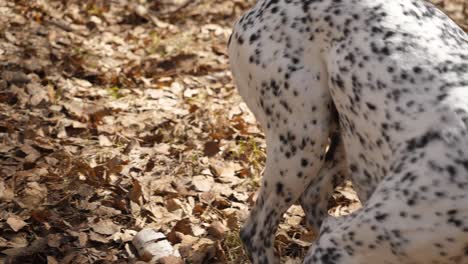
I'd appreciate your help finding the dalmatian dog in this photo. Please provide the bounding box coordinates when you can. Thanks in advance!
[228,0,468,263]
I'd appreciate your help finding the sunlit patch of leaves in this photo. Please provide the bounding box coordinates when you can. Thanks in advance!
[0,0,464,263]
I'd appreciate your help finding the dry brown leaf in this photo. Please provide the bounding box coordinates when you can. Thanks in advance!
[3,233,28,248]
[207,221,227,239]
[26,82,49,106]
[6,215,28,232]
[159,256,184,264]
[2,237,47,257]
[171,218,194,236]
[20,144,41,163]
[188,238,217,263]
[210,160,242,183]
[225,213,239,230]
[89,231,110,243]
[47,256,59,264]
[0,180,14,201]
[112,229,137,243]
[276,230,290,244]
[18,182,47,209]
[78,232,88,247]
[98,134,113,146]
[192,175,214,192]
[203,141,220,157]
[213,196,232,209]
[129,178,144,204]
[166,198,183,212]
[91,219,121,236]
[47,234,62,248]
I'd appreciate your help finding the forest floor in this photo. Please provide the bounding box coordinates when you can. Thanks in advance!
[0,0,466,263]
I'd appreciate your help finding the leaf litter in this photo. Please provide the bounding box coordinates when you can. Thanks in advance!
[0,0,466,263]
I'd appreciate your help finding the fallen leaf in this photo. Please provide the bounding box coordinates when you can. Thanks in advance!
[225,213,239,230]
[171,218,194,236]
[112,229,137,243]
[166,198,183,212]
[98,134,113,146]
[159,256,184,264]
[18,182,47,209]
[89,231,110,243]
[47,234,62,248]
[210,160,242,181]
[20,144,41,163]
[0,180,14,201]
[192,175,214,192]
[78,232,88,247]
[2,237,47,257]
[129,178,143,204]
[207,221,227,239]
[47,256,59,264]
[7,215,28,232]
[91,219,121,236]
[203,141,220,157]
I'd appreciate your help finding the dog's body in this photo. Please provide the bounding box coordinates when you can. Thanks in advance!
[228,0,468,263]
